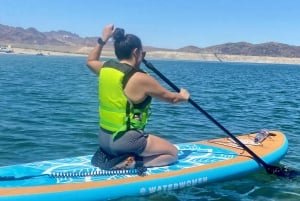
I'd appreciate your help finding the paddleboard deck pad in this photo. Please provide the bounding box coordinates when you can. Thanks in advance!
[0,131,288,201]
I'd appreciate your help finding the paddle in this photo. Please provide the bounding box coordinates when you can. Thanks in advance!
[142,59,298,179]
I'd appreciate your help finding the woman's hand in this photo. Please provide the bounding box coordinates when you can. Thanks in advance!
[179,88,190,100]
[102,24,115,42]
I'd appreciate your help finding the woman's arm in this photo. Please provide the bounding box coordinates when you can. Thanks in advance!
[125,72,190,104]
[86,24,115,75]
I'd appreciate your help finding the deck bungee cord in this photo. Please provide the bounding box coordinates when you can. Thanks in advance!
[0,167,147,181]
[0,150,240,182]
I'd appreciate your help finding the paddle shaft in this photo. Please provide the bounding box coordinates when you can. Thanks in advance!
[142,59,271,169]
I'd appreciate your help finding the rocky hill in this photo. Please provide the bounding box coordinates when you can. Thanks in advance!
[1,23,300,58]
[178,42,300,58]
[0,24,98,53]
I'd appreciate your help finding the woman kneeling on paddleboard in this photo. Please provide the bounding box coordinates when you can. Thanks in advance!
[86,24,189,170]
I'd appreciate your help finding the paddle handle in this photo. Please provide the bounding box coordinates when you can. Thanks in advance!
[142,59,269,168]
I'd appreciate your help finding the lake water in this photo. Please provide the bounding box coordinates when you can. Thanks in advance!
[0,54,299,200]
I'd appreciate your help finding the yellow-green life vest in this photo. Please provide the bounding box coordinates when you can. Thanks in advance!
[99,60,151,140]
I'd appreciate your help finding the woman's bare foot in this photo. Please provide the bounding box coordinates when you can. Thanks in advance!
[111,156,136,169]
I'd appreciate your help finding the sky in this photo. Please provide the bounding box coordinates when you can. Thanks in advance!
[0,0,299,49]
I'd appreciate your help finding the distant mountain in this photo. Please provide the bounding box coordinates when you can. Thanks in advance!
[0,24,96,46]
[178,42,300,58]
[1,23,300,58]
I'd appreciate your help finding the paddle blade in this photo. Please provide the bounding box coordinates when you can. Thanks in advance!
[266,165,299,179]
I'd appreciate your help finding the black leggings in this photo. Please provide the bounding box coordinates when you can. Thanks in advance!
[98,129,148,156]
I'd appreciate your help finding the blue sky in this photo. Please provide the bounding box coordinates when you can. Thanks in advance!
[0,0,299,49]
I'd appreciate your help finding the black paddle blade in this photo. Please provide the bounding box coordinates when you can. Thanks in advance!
[266,165,299,179]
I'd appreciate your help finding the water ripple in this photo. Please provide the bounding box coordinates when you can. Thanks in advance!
[1,55,300,200]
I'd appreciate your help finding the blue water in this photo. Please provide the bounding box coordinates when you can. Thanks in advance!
[0,54,299,200]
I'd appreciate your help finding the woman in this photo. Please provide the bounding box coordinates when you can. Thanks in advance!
[86,24,189,168]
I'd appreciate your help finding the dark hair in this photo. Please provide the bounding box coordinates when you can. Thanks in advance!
[113,28,142,60]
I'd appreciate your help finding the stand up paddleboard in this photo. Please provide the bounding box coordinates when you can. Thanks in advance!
[0,130,288,201]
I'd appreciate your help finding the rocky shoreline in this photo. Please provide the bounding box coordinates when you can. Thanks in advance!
[5,47,300,65]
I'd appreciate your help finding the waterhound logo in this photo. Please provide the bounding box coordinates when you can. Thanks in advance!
[139,176,208,195]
